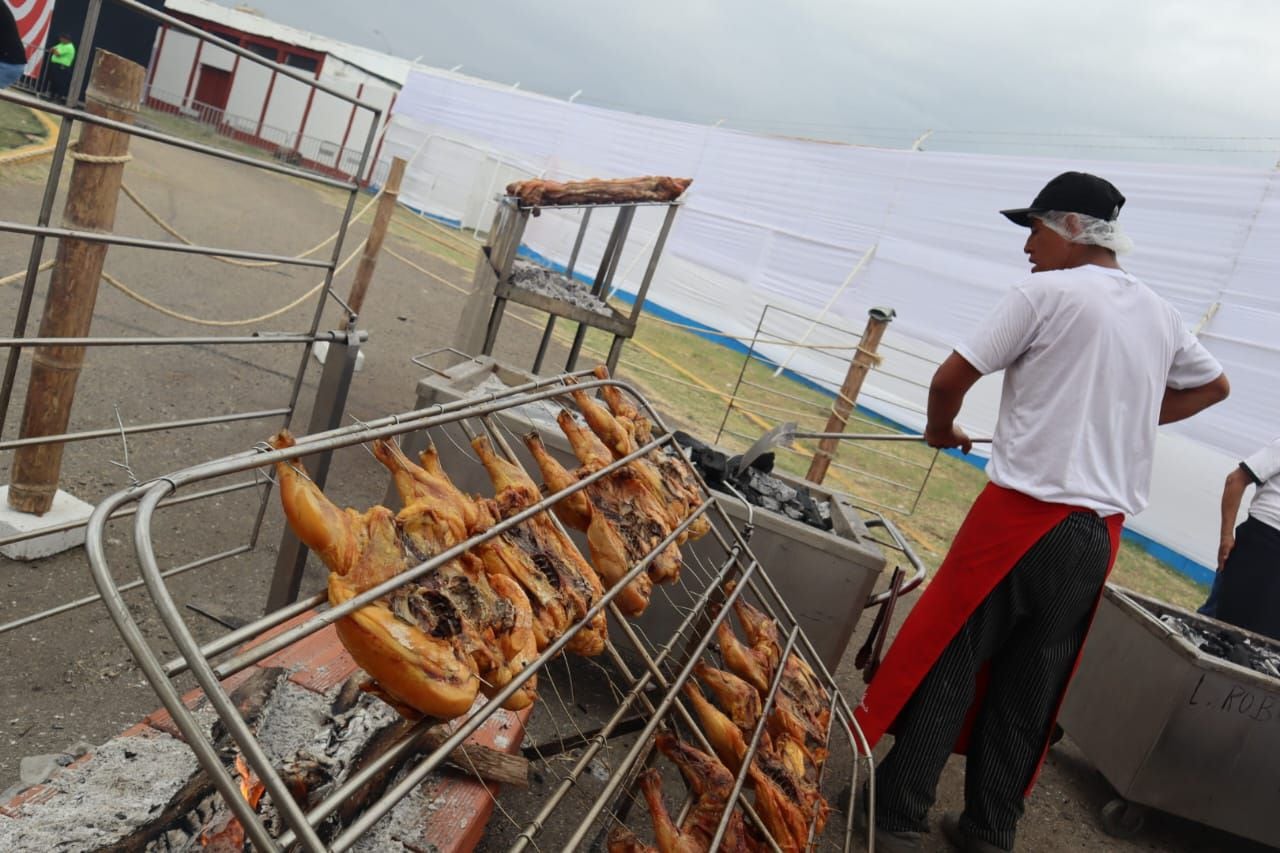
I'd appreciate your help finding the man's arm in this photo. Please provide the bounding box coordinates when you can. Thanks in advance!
[1217,466,1251,569]
[924,352,982,454]
[1158,373,1230,425]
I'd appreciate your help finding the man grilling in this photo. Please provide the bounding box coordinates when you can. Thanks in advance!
[854,172,1230,852]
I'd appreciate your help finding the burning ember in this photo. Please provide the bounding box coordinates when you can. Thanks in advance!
[198,755,266,850]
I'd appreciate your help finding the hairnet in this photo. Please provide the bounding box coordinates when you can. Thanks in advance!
[1033,211,1133,255]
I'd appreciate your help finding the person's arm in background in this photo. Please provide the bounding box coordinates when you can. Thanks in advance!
[1217,466,1252,569]
[1159,373,1230,425]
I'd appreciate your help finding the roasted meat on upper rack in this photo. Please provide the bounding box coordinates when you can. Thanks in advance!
[470,434,608,655]
[372,439,537,710]
[269,430,478,720]
[505,175,691,208]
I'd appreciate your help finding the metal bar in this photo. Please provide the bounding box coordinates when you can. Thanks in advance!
[83,490,285,853]
[511,199,682,212]
[129,486,326,851]
[864,514,928,604]
[532,204,590,369]
[626,203,678,323]
[0,333,340,347]
[162,591,327,678]
[559,569,760,851]
[0,478,258,548]
[708,627,800,851]
[0,220,334,267]
[116,0,377,105]
[0,408,289,451]
[566,207,630,370]
[312,502,715,852]
[0,0,104,438]
[0,91,359,189]
[792,430,992,443]
[0,544,251,637]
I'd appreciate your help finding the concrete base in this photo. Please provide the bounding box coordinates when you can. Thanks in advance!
[0,486,94,561]
[311,341,365,372]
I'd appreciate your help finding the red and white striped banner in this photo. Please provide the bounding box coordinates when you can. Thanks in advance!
[6,0,57,76]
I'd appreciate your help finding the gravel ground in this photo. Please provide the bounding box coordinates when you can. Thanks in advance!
[0,138,1273,852]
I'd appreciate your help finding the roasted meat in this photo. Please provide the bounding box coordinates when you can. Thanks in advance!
[269,430,477,720]
[729,587,783,673]
[556,410,683,585]
[695,661,762,732]
[607,824,658,853]
[716,617,773,695]
[586,367,712,542]
[653,734,751,852]
[747,764,807,853]
[471,435,608,655]
[505,175,691,208]
[524,429,656,614]
[683,681,747,772]
[373,439,537,710]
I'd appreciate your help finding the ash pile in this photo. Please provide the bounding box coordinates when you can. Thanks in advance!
[1155,612,1280,679]
[675,432,832,531]
[509,260,612,316]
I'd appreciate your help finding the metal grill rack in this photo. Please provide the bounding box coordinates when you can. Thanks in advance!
[85,374,916,851]
[475,196,680,374]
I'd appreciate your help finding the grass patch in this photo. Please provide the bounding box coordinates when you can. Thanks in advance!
[0,101,49,150]
[319,191,1213,611]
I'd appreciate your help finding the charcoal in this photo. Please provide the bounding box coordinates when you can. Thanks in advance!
[1153,609,1280,680]
[508,260,612,316]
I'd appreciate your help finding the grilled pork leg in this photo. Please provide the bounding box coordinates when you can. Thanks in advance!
[373,439,538,711]
[471,435,608,655]
[524,430,654,615]
[269,430,478,720]
[556,410,682,586]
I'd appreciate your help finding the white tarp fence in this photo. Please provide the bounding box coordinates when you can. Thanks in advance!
[380,66,1280,573]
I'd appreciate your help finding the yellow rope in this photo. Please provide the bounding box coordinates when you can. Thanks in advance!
[100,237,367,327]
[0,260,55,286]
[119,182,383,269]
[68,146,132,165]
[385,246,471,295]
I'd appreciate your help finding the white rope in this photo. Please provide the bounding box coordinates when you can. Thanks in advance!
[771,243,877,376]
[68,145,133,165]
[0,259,54,286]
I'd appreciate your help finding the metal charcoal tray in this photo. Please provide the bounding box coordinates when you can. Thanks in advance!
[85,372,891,852]
[1059,585,1280,848]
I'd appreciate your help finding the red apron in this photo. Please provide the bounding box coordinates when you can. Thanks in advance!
[853,483,1123,794]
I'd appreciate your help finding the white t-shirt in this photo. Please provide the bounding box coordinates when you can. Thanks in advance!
[956,265,1223,517]
[1242,439,1280,532]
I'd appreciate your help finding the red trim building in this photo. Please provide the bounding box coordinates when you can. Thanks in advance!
[147,0,405,182]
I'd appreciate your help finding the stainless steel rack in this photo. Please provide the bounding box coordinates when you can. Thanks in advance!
[86,374,915,851]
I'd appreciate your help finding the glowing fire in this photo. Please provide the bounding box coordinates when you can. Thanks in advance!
[199,754,266,848]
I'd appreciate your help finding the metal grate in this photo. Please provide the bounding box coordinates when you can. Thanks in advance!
[85,374,909,851]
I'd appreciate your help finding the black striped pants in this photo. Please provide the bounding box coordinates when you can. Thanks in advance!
[875,511,1112,851]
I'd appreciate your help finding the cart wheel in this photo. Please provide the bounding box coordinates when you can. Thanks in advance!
[1100,798,1147,838]
[1049,723,1065,746]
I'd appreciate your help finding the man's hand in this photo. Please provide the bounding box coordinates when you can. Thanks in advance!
[924,424,973,454]
[1217,534,1235,570]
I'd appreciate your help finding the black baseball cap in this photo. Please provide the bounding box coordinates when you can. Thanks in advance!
[1000,171,1126,228]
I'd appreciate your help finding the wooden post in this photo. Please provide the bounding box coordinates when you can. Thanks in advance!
[344,156,406,318]
[7,51,145,515]
[804,306,895,485]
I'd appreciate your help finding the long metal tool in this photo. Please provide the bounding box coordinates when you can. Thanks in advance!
[737,419,993,474]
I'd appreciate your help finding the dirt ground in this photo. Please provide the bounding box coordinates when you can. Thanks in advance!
[0,137,1272,852]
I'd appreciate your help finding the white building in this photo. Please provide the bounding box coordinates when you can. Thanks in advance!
[146,0,406,181]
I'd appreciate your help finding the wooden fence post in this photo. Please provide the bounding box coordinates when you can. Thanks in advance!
[805,306,895,485]
[344,156,406,318]
[7,51,145,515]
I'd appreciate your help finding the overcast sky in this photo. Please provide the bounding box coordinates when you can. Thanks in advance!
[239,0,1280,168]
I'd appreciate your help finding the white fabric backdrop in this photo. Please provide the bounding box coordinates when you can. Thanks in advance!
[380,66,1279,570]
